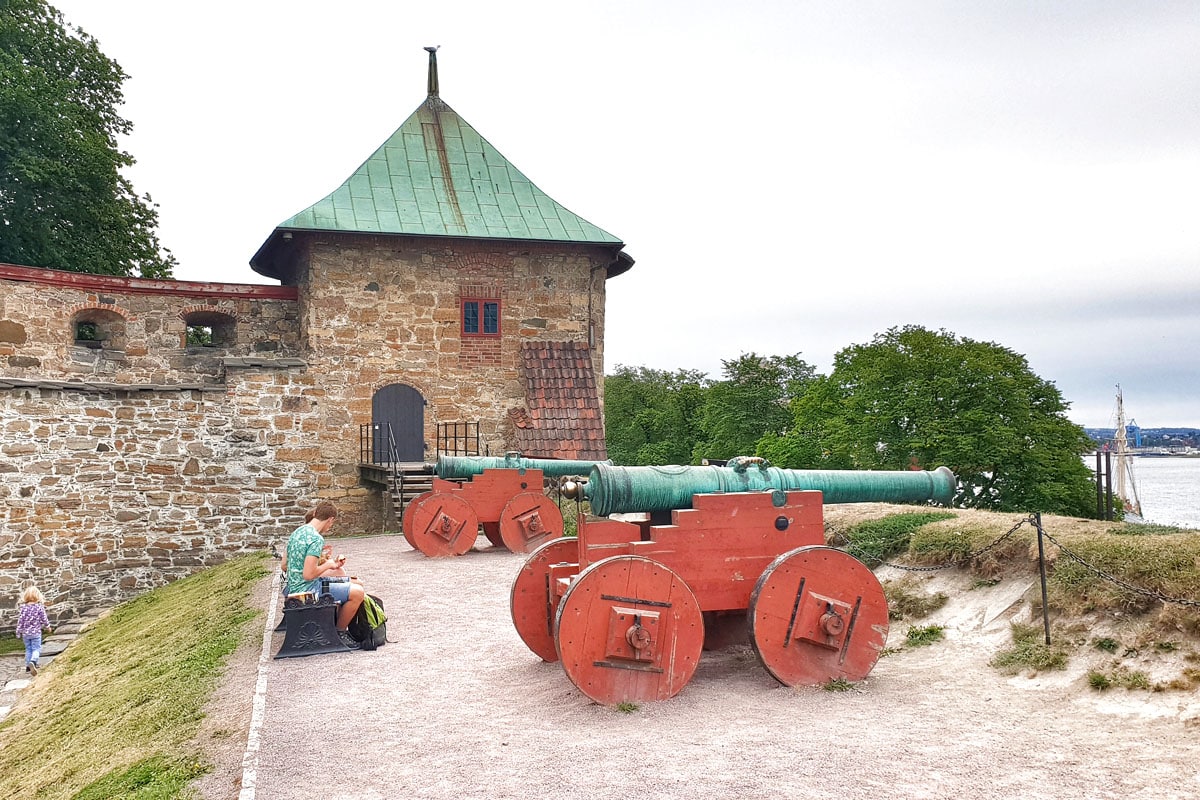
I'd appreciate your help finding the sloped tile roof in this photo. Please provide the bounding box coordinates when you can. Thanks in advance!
[515,341,607,460]
[270,96,621,245]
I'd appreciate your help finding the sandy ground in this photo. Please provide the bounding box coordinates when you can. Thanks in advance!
[195,530,1200,800]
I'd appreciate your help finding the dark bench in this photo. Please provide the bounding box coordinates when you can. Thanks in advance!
[273,584,351,659]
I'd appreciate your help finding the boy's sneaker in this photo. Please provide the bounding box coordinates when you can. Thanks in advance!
[29,664,38,676]
[336,630,360,650]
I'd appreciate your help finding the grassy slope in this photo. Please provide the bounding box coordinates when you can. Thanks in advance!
[0,553,268,800]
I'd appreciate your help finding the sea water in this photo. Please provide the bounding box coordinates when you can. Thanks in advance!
[1128,457,1200,530]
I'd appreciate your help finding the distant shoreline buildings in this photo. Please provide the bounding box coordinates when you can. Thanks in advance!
[1085,426,1200,456]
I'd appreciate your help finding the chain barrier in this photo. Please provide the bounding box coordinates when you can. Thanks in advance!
[1037,524,1200,609]
[841,514,1036,572]
[840,512,1199,610]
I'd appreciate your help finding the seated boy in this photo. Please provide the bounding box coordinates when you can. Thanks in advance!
[284,501,366,649]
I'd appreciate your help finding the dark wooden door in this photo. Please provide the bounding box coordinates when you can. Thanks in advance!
[372,383,425,462]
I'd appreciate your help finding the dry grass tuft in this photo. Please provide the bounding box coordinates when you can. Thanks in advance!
[990,622,1070,674]
[883,577,949,621]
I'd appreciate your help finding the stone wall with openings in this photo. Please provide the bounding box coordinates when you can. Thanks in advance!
[0,266,301,384]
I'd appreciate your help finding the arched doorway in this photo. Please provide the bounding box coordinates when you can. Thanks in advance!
[372,383,426,462]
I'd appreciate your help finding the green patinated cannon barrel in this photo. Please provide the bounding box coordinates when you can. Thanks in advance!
[435,453,612,480]
[576,458,956,516]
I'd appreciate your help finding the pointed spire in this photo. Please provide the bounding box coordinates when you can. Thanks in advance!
[425,46,440,98]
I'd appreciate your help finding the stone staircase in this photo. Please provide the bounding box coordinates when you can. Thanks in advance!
[391,462,434,522]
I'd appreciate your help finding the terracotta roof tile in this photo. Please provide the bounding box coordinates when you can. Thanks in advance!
[516,341,607,460]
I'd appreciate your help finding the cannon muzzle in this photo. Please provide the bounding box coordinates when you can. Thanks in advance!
[434,453,612,480]
[576,458,956,516]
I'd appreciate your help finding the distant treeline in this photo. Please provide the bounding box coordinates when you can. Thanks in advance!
[605,325,1100,518]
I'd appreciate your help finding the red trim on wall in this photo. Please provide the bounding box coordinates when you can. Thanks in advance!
[0,263,298,300]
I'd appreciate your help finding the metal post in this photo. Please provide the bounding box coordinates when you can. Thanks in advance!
[1095,451,1103,519]
[1104,449,1114,521]
[1034,512,1051,645]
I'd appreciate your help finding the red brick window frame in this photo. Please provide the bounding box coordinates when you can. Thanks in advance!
[461,298,501,338]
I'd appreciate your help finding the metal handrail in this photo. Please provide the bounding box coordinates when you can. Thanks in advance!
[385,424,403,504]
[358,422,415,523]
[359,423,373,464]
[436,421,482,457]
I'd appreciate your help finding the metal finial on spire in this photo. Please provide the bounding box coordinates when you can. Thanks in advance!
[425,46,440,97]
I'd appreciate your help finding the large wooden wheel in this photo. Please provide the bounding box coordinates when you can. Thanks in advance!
[748,545,888,686]
[481,522,504,548]
[407,492,480,557]
[401,491,433,550]
[555,555,704,705]
[499,492,564,554]
[510,537,580,662]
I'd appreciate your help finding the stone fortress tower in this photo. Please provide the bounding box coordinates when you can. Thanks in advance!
[0,50,633,629]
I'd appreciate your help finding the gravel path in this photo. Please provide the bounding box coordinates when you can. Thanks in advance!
[212,533,1200,800]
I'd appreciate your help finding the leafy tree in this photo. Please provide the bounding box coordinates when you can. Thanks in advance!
[692,352,815,463]
[782,325,1097,516]
[755,420,826,471]
[0,0,175,277]
[185,324,213,346]
[604,365,709,465]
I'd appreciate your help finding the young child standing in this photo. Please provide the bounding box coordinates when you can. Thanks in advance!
[16,586,51,677]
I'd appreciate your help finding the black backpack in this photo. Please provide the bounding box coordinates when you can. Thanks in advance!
[348,594,387,650]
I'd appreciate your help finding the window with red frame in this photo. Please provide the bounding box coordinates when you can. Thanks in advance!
[461,299,500,337]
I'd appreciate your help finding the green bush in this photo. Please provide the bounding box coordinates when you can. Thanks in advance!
[558,498,587,538]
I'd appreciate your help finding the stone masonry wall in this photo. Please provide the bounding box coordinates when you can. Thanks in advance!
[0,366,326,632]
[290,234,608,523]
[0,239,616,630]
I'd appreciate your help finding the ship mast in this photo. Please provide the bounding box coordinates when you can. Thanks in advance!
[1113,385,1143,517]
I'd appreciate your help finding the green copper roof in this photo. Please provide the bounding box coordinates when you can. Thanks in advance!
[275,95,621,245]
[250,50,632,280]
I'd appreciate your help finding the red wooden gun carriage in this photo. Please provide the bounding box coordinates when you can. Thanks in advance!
[401,453,608,557]
[510,458,957,704]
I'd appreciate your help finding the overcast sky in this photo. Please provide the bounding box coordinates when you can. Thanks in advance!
[47,1,1199,428]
